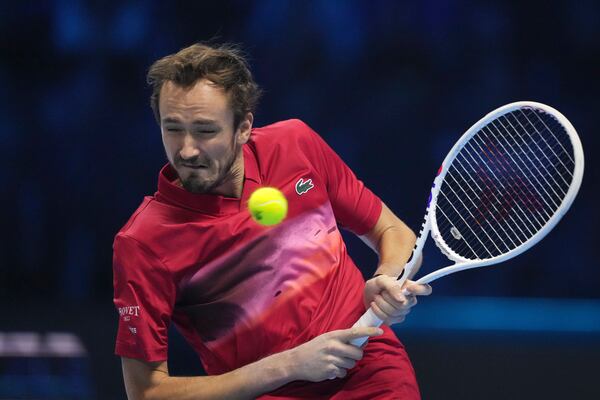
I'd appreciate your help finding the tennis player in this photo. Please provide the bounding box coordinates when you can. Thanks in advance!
[113,43,432,400]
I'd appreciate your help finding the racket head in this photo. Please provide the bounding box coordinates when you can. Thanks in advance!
[428,101,584,266]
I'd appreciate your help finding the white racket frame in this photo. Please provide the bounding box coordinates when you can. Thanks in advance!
[350,101,584,346]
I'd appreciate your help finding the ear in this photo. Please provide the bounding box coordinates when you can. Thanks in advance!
[236,113,254,144]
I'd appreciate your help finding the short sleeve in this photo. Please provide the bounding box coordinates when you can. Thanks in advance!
[112,234,176,362]
[299,121,382,235]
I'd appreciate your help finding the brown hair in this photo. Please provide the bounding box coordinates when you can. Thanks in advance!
[147,43,262,129]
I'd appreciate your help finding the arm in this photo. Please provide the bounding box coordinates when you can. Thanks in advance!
[122,355,291,400]
[297,123,429,323]
[122,327,384,400]
[359,202,421,279]
[359,202,431,325]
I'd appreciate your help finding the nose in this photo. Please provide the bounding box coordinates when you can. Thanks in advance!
[180,133,201,160]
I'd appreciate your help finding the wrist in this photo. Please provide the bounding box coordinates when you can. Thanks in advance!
[374,261,407,279]
[263,348,300,383]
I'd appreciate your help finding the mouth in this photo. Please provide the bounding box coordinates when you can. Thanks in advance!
[181,164,208,170]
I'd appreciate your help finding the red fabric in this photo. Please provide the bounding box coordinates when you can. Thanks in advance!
[112,119,418,397]
[113,233,175,362]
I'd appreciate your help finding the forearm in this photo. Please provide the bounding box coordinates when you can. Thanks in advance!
[130,351,296,400]
[373,224,416,277]
[360,203,417,278]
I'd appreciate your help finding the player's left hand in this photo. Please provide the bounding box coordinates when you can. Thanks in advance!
[363,275,432,325]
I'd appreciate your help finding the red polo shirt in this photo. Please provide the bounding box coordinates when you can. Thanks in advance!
[113,119,420,399]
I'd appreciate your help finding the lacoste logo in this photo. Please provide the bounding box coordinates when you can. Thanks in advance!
[295,178,314,195]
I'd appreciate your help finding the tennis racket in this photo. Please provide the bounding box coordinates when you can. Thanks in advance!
[350,101,584,346]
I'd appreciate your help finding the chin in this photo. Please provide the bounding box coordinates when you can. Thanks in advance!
[182,179,209,194]
[182,176,218,194]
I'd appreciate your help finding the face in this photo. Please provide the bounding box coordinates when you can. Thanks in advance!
[159,79,252,195]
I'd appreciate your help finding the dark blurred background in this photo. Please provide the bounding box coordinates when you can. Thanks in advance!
[1,1,598,399]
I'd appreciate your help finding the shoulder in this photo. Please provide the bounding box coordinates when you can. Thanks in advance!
[114,197,169,251]
[251,118,320,145]
[113,199,172,276]
[251,119,323,156]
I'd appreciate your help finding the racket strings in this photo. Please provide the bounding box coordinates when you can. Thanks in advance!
[477,126,557,220]
[444,169,524,248]
[439,141,549,256]
[440,115,572,260]
[499,114,571,200]
[523,110,575,173]
[435,107,575,260]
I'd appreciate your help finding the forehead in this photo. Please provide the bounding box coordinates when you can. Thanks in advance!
[159,79,232,123]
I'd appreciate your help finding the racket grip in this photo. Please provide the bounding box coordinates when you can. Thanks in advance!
[349,308,383,347]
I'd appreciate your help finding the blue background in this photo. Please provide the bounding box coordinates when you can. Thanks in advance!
[1,1,598,398]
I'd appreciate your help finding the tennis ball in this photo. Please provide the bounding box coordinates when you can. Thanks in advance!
[248,187,288,226]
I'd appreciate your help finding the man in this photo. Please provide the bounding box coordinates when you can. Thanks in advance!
[113,43,432,400]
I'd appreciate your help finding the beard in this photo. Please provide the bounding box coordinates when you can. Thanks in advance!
[174,138,242,195]
[179,153,238,194]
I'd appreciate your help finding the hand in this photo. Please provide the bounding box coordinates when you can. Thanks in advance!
[363,275,432,325]
[287,327,383,382]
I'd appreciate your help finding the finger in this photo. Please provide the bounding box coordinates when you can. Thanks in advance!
[329,355,357,370]
[334,367,348,379]
[327,366,347,380]
[374,294,400,317]
[402,294,418,308]
[380,280,408,303]
[404,281,432,296]
[330,343,364,361]
[406,294,419,308]
[373,275,403,296]
[370,301,389,322]
[376,294,412,319]
[381,290,407,309]
[333,326,384,342]
[388,315,407,325]
[380,287,405,305]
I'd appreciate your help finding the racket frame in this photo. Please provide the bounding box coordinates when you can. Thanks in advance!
[349,101,584,346]
[420,101,584,284]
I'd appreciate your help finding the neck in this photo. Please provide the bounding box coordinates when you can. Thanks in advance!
[204,148,245,198]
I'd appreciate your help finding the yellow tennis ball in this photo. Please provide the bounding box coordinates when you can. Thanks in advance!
[248,187,288,226]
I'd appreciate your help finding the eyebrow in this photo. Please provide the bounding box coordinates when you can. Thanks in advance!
[161,117,218,125]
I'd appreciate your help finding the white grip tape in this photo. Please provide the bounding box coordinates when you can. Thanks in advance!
[348,308,383,347]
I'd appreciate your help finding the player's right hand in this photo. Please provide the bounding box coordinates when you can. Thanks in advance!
[287,327,383,382]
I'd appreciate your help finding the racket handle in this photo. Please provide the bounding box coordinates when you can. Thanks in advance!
[349,308,383,347]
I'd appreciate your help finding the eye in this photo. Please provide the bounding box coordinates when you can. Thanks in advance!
[165,127,183,133]
[194,129,218,136]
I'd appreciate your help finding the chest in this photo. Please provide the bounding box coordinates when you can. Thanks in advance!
[164,166,339,296]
